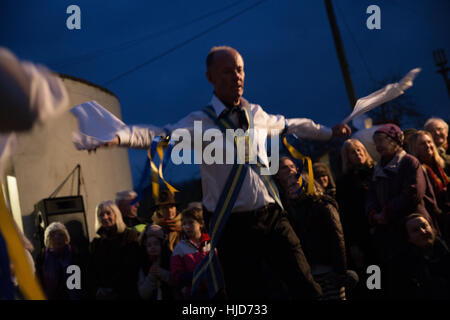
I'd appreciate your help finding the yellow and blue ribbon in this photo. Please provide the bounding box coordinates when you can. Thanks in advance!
[282,133,315,195]
[148,135,179,201]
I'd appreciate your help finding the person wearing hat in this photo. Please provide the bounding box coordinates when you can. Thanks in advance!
[115,190,147,232]
[367,123,439,268]
[137,224,174,300]
[151,190,182,252]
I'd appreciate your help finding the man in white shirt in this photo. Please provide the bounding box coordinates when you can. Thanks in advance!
[100,46,350,299]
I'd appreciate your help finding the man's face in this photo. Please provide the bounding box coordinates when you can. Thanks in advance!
[406,216,435,249]
[428,120,448,148]
[118,198,139,218]
[206,49,245,106]
[277,157,300,198]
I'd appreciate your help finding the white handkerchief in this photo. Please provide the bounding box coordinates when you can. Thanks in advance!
[342,68,421,124]
[70,100,126,150]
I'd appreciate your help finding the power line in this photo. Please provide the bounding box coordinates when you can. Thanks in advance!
[334,2,377,85]
[51,0,244,69]
[103,0,267,86]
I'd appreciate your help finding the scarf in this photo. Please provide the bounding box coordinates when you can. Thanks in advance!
[424,162,449,194]
[152,212,182,252]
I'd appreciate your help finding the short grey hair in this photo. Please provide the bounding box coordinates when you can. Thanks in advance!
[424,117,448,133]
[115,190,137,203]
[44,222,70,248]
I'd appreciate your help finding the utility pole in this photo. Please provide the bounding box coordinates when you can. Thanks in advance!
[433,49,450,98]
[324,0,357,110]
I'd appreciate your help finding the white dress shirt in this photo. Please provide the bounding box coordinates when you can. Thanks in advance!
[117,95,332,213]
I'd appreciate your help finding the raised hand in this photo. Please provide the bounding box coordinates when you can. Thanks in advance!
[332,124,351,138]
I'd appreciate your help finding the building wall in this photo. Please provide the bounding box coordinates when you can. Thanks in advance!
[10,75,133,243]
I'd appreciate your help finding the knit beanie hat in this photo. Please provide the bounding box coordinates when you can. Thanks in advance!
[374,123,404,146]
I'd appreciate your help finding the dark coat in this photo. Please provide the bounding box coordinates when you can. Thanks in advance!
[366,151,432,224]
[89,227,142,300]
[387,237,450,299]
[36,244,87,300]
[336,166,374,252]
[438,147,450,176]
[287,195,347,274]
[366,150,441,262]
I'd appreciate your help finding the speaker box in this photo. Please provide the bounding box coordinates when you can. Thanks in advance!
[34,196,89,254]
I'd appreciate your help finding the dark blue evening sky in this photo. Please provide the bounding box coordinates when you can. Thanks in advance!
[1,0,449,186]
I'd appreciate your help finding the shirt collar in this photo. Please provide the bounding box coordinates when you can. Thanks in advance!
[209,94,249,117]
[210,94,228,117]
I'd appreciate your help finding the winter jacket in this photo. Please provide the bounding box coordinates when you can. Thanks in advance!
[387,237,450,299]
[170,233,214,299]
[36,244,86,300]
[367,150,435,226]
[287,195,347,275]
[336,165,374,251]
[137,265,172,300]
[89,227,142,300]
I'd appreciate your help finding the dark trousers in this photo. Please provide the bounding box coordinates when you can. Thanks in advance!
[205,203,322,300]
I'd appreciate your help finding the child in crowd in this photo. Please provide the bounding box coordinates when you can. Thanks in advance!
[170,205,213,299]
[137,224,173,300]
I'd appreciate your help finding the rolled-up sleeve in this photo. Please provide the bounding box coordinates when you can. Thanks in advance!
[252,104,332,140]
[286,118,332,141]
[116,110,207,149]
[116,125,164,149]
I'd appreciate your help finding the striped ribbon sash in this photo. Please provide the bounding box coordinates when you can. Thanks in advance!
[191,105,283,298]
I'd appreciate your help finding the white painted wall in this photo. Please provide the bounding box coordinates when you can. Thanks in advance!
[10,75,133,242]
